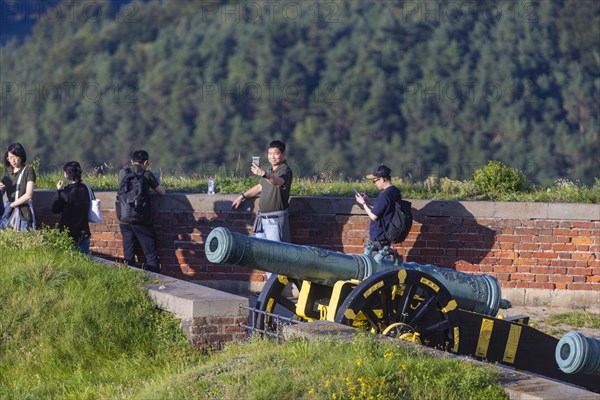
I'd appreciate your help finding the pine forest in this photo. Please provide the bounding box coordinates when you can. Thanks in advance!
[0,0,598,185]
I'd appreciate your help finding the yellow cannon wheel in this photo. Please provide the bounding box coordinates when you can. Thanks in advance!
[253,274,304,335]
[334,268,460,351]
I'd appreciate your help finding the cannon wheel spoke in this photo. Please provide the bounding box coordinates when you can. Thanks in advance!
[400,284,417,318]
[362,308,384,331]
[253,274,302,334]
[405,296,436,326]
[277,296,296,312]
[334,268,460,350]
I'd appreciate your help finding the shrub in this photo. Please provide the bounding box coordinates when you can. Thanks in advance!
[30,168,599,202]
[472,161,527,199]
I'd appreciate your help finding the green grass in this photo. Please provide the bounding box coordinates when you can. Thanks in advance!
[134,335,506,400]
[0,229,507,400]
[536,312,600,337]
[34,169,600,203]
[0,229,203,400]
[545,312,600,330]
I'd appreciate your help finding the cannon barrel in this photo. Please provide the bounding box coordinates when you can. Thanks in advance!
[206,227,509,315]
[556,331,600,375]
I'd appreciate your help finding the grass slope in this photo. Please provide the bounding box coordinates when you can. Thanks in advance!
[135,336,507,400]
[0,229,201,399]
[0,229,507,399]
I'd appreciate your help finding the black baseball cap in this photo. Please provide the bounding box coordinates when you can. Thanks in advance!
[366,164,391,179]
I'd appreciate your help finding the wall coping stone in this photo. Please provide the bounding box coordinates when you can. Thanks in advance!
[33,191,600,221]
[146,274,248,319]
[502,288,600,310]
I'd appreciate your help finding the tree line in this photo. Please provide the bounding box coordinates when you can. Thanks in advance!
[0,0,598,185]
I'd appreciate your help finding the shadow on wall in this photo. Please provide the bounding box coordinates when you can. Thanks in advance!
[105,193,214,274]
[288,196,360,253]
[406,200,496,270]
[157,196,262,282]
[204,196,362,286]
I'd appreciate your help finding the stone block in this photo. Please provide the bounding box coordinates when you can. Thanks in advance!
[494,202,548,219]
[145,273,248,319]
[548,204,600,221]
[523,288,553,306]
[550,289,600,312]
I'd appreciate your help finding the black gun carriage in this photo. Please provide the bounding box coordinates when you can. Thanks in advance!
[206,227,600,392]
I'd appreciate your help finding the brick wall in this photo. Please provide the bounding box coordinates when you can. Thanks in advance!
[34,191,600,293]
[186,316,248,352]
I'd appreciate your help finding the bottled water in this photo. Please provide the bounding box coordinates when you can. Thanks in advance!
[207,176,215,195]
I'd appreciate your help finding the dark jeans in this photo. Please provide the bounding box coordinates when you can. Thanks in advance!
[119,223,160,272]
[77,237,90,255]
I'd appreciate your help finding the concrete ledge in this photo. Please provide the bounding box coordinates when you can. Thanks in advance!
[497,366,600,400]
[548,203,600,221]
[145,273,248,319]
[144,275,249,351]
[503,288,600,312]
[33,191,600,222]
[283,321,600,400]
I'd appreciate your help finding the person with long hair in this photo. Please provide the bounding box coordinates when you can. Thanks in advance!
[0,143,36,230]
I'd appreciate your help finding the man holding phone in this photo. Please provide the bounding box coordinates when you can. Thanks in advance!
[355,164,401,254]
[231,140,293,248]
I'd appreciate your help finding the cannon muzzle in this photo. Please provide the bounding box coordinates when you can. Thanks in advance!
[556,331,600,375]
[205,227,508,316]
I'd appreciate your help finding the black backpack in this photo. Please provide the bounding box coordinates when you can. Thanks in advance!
[116,168,150,224]
[384,197,413,244]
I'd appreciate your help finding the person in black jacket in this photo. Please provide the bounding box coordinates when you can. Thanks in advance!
[52,161,91,254]
[355,164,401,255]
[117,150,166,273]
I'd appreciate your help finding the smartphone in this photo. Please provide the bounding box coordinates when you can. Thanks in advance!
[252,156,260,166]
[353,188,360,196]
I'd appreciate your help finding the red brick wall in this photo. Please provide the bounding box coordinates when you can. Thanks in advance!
[188,316,249,352]
[34,192,600,292]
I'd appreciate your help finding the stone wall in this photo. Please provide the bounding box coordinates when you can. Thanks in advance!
[91,257,249,352]
[33,191,600,301]
[144,267,249,352]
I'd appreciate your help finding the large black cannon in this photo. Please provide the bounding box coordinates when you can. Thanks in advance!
[205,227,599,392]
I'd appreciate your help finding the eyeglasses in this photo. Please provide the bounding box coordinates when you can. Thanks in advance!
[372,178,380,183]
